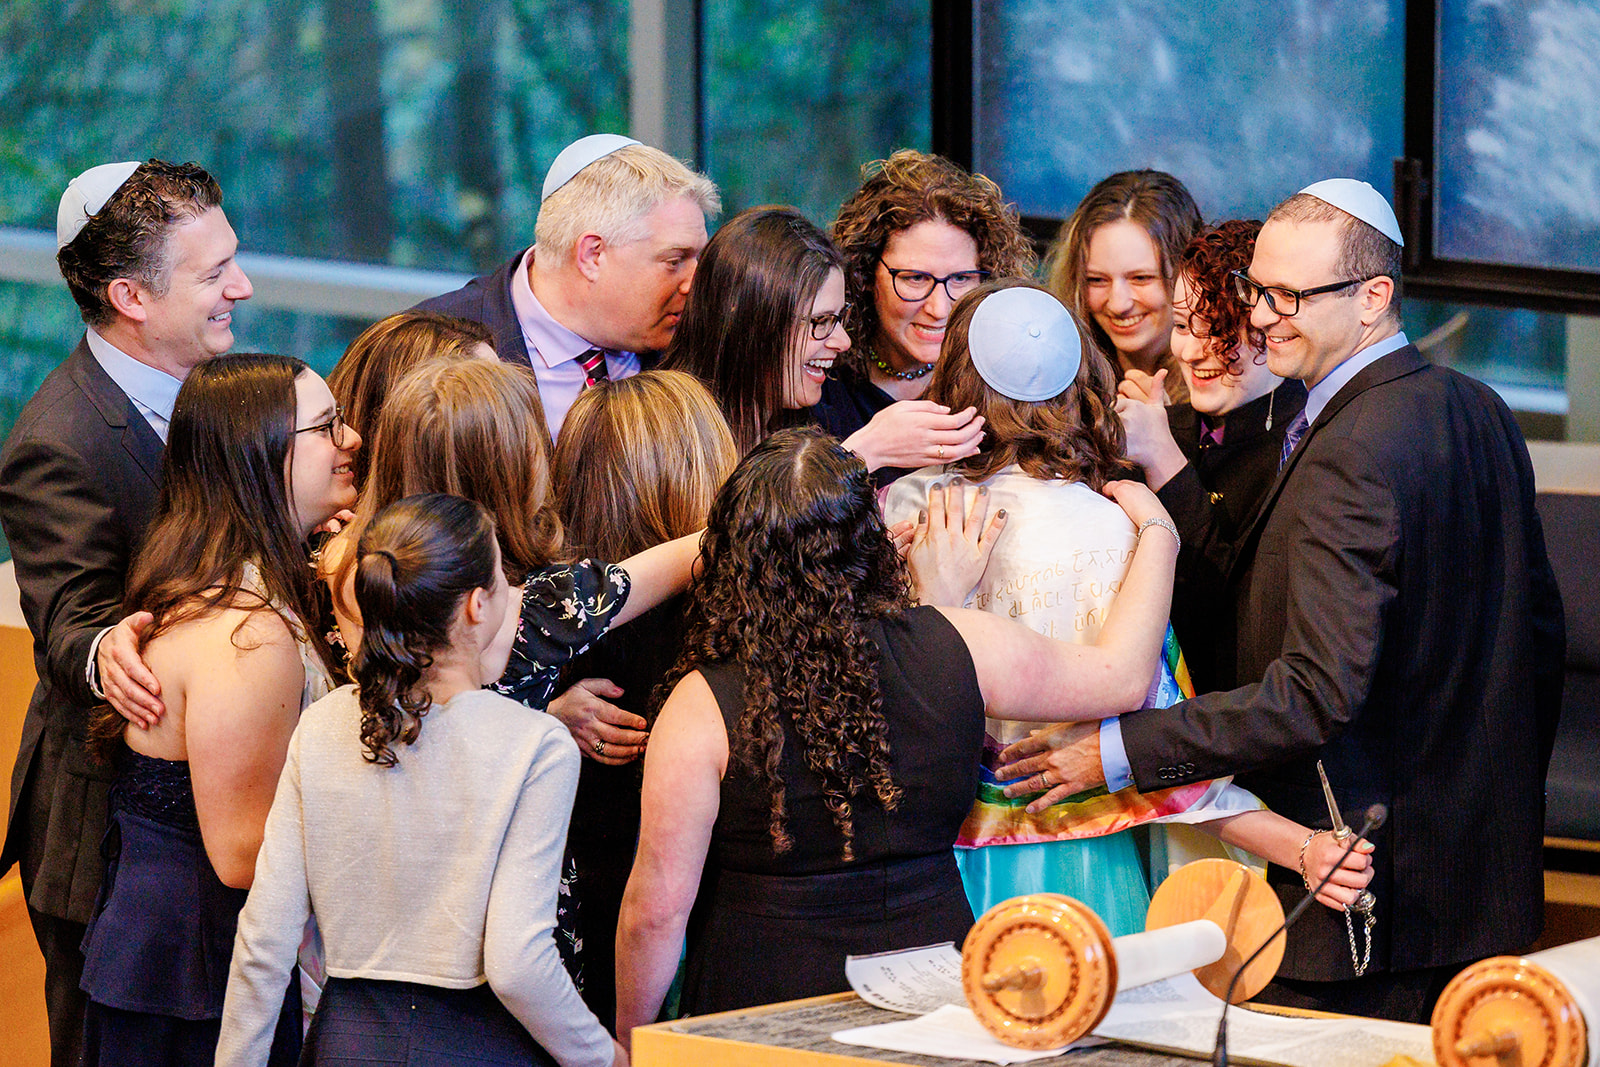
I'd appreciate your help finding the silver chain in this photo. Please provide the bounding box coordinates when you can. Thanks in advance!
[1344,898,1375,976]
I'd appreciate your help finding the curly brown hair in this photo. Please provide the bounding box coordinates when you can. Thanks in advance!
[830,150,1035,377]
[1177,219,1265,375]
[662,427,910,861]
[926,280,1132,490]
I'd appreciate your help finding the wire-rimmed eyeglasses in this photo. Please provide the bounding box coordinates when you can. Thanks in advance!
[294,407,352,448]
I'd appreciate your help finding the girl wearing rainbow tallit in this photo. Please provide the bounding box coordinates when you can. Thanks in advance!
[884,281,1370,935]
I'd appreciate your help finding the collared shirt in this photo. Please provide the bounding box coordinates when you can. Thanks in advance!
[1099,329,1412,792]
[508,247,641,439]
[1303,331,1409,426]
[84,327,183,443]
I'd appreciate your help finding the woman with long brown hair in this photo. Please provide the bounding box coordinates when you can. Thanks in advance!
[79,354,361,1066]
[614,425,1188,1040]
[325,310,494,491]
[548,369,738,1028]
[1044,169,1203,405]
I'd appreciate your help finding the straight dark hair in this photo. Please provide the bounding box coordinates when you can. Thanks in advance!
[116,354,338,695]
[660,206,843,453]
[353,494,498,766]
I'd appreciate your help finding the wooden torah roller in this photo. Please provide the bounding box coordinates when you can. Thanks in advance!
[960,858,1286,1050]
[1431,940,1599,1067]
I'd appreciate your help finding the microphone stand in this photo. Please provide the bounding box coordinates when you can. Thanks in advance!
[1211,803,1387,1067]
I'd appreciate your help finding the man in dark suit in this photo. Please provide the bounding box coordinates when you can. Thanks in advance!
[0,159,251,1064]
[417,133,720,442]
[998,180,1565,1022]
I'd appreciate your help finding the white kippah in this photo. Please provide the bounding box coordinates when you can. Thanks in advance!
[57,161,142,249]
[967,288,1082,402]
[541,134,642,202]
[1297,178,1405,247]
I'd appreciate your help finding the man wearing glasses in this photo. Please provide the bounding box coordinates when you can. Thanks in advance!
[1001,179,1564,1022]
[0,160,252,1066]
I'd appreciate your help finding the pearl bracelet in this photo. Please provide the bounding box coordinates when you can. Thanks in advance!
[1137,516,1180,553]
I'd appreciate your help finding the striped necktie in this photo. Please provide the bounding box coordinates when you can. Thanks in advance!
[1278,410,1310,470]
[579,348,610,389]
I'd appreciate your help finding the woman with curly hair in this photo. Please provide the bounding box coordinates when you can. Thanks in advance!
[325,310,494,492]
[218,494,627,1067]
[614,425,1190,1039]
[1113,220,1307,694]
[80,354,360,1066]
[1043,170,1202,405]
[814,150,1037,485]
[884,283,1368,935]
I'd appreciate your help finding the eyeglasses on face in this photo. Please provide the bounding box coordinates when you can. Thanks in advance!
[1230,269,1381,317]
[805,303,852,340]
[879,262,991,303]
[294,408,351,448]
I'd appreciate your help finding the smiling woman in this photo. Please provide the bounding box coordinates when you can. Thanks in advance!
[78,354,360,1067]
[659,206,847,454]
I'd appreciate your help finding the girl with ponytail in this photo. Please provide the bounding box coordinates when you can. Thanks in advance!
[218,494,627,1067]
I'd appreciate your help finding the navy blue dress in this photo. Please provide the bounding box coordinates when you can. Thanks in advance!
[80,750,299,1067]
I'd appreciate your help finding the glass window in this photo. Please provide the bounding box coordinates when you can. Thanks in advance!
[701,0,931,223]
[1434,0,1600,274]
[973,0,1405,222]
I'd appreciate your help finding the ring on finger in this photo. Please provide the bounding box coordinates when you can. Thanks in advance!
[1036,771,1050,791]
[938,444,946,460]
[593,737,607,755]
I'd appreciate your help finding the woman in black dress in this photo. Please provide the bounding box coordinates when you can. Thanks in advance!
[613,426,1183,1043]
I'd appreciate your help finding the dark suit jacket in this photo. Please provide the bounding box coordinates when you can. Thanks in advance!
[1159,379,1308,693]
[1122,344,1565,980]
[0,340,163,922]
[415,248,662,373]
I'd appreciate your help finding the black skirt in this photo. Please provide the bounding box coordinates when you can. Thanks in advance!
[303,977,558,1066]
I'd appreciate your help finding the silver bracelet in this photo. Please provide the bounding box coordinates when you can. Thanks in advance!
[1137,516,1180,553]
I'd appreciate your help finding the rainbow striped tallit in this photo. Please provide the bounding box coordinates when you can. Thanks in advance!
[956,626,1240,848]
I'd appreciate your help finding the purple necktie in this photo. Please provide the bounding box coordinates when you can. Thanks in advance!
[579,348,610,389]
[1278,410,1310,470]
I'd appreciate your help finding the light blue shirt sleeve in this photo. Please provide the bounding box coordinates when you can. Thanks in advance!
[1099,716,1134,792]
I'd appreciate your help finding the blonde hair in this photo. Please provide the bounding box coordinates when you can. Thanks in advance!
[327,311,493,490]
[335,359,562,616]
[553,370,737,560]
[534,144,721,264]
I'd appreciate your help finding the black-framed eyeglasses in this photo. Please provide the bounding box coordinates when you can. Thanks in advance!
[879,262,991,303]
[294,408,351,448]
[805,303,852,340]
[1230,269,1381,317]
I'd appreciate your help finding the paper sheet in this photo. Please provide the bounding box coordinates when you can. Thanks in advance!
[832,1004,1092,1065]
[844,942,966,1014]
[835,953,1435,1067]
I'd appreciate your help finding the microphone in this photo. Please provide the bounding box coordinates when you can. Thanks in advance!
[1211,803,1386,1066]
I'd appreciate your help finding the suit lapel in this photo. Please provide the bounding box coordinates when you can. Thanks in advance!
[66,338,165,487]
[1227,345,1428,582]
